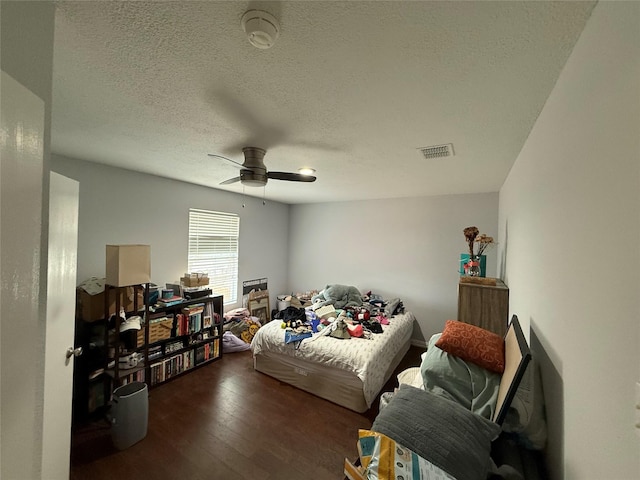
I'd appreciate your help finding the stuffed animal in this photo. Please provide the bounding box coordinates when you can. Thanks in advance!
[311,284,363,309]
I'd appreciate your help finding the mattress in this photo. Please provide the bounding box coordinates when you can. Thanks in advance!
[251,312,415,412]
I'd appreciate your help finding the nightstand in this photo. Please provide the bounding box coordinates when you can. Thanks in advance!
[457,279,509,337]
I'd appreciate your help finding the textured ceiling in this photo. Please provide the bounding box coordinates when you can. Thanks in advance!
[51,1,595,204]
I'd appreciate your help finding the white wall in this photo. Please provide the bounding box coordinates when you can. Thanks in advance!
[0,1,55,478]
[288,193,499,343]
[498,2,640,479]
[52,155,291,311]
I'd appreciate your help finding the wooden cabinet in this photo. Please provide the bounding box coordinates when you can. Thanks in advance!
[457,279,509,337]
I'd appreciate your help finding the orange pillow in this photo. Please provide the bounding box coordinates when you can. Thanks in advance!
[435,320,505,373]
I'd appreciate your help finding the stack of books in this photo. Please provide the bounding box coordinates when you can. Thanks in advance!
[182,303,204,334]
[157,295,183,308]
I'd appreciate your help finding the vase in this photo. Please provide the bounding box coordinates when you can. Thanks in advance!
[467,255,482,277]
[459,254,487,277]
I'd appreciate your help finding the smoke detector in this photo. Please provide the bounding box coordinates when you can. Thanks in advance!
[241,10,280,50]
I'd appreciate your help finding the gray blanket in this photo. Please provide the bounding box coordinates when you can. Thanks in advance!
[371,384,501,480]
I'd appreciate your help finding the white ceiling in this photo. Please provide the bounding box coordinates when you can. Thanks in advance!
[51,1,595,204]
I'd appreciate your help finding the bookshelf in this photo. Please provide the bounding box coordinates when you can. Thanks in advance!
[108,283,150,387]
[145,295,223,386]
[72,283,149,423]
[73,286,223,424]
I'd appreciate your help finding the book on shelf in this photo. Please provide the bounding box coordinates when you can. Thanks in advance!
[121,369,145,385]
[148,353,192,385]
[195,345,205,364]
[183,350,194,370]
[188,312,202,333]
[182,304,204,315]
[157,296,184,307]
[176,313,186,336]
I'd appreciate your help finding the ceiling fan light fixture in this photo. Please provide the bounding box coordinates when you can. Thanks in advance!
[213,147,318,186]
[240,170,268,187]
[241,10,280,50]
[298,167,316,176]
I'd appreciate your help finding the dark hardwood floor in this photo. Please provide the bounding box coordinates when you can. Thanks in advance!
[70,346,423,480]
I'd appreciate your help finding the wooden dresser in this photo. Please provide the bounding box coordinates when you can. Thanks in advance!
[457,279,509,337]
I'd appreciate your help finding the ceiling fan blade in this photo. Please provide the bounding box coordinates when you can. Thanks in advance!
[220,176,241,185]
[208,153,245,169]
[267,171,317,183]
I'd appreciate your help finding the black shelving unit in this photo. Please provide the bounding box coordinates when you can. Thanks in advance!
[145,295,223,387]
[106,283,150,387]
[72,283,149,424]
[72,289,223,424]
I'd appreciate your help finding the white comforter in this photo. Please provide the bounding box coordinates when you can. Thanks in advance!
[251,312,416,407]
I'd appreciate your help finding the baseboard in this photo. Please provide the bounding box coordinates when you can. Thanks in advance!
[410,338,427,349]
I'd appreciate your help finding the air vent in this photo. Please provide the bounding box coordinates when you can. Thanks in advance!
[418,143,454,159]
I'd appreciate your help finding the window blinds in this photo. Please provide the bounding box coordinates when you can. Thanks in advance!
[188,209,239,304]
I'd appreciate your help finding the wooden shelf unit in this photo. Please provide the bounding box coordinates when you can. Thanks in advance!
[457,279,509,337]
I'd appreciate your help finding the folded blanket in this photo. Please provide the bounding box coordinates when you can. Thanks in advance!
[372,385,501,480]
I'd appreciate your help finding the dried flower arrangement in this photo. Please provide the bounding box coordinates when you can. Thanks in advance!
[463,226,479,256]
[475,233,495,256]
[463,226,495,257]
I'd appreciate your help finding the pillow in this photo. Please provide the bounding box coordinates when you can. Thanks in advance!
[421,333,500,419]
[396,367,423,388]
[435,320,505,373]
[371,384,501,480]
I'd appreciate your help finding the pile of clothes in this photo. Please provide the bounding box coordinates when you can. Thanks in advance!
[275,285,405,343]
[221,308,263,352]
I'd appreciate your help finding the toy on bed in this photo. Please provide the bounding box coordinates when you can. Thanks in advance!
[311,284,363,309]
[347,316,541,480]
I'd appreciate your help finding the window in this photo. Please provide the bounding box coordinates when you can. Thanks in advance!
[188,209,239,304]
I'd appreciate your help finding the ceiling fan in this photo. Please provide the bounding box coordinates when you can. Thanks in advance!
[209,147,317,187]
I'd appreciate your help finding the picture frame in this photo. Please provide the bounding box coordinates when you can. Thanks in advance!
[252,306,269,325]
[248,290,270,324]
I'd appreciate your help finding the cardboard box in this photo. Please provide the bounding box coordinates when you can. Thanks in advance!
[106,244,151,286]
[180,274,209,287]
[76,286,144,322]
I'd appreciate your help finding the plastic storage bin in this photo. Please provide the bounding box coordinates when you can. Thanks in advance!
[111,381,148,450]
[277,294,290,311]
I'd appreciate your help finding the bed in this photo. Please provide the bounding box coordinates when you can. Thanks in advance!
[347,315,536,480]
[251,311,416,412]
